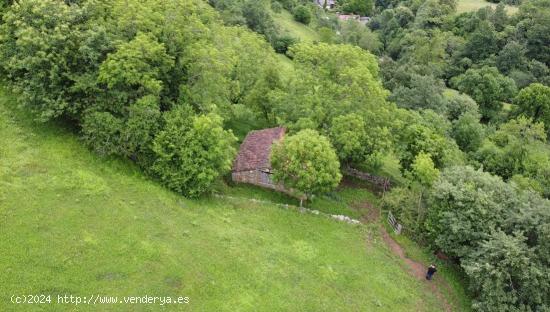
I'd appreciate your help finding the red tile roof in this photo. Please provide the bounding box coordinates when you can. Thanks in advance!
[233,127,286,172]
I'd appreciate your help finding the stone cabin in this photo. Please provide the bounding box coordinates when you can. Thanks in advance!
[232,127,286,192]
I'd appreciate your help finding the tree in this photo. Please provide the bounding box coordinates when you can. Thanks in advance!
[98,32,173,112]
[462,231,549,311]
[490,3,508,31]
[451,112,485,153]
[329,113,391,168]
[382,187,422,236]
[463,21,499,63]
[241,0,278,42]
[426,164,550,310]
[409,152,440,234]
[152,107,237,197]
[444,91,480,121]
[426,166,517,258]
[293,5,311,25]
[496,41,528,74]
[398,123,448,171]
[272,35,297,54]
[271,129,342,204]
[0,0,13,18]
[414,0,454,29]
[516,0,550,65]
[475,117,547,179]
[0,0,104,120]
[120,95,162,161]
[411,152,440,187]
[389,74,447,113]
[318,27,337,44]
[451,66,517,120]
[514,83,550,136]
[341,0,374,16]
[339,20,382,54]
[277,43,390,129]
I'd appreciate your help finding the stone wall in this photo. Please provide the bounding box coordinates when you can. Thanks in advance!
[344,167,391,192]
[232,170,287,193]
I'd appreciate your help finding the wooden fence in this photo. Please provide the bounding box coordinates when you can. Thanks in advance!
[387,211,402,235]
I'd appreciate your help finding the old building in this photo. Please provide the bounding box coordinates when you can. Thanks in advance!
[232,127,286,192]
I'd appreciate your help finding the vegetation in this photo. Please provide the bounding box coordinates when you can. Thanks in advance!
[340,0,375,16]
[0,90,455,311]
[456,0,519,13]
[271,129,342,202]
[272,9,320,43]
[1,0,550,310]
[292,5,312,24]
[426,167,550,311]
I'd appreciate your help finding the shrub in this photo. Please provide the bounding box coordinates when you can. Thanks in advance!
[152,107,237,197]
[272,35,298,54]
[293,5,311,25]
[82,111,124,156]
[271,1,283,13]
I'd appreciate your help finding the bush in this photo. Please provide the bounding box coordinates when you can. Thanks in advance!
[293,5,311,24]
[152,107,237,197]
[382,187,423,236]
[271,1,283,13]
[121,95,162,158]
[272,35,298,54]
[82,112,124,156]
[451,112,485,153]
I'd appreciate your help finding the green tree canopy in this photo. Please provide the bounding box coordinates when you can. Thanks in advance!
[411,152,440,187]
[271,129,342,201]
[340,0,374,16]
[451,112,485,153]
[451,66,517,120]
[514,83,550,136]
[98,32,174,112]
[329,113,391,168]
[276,43,391,129]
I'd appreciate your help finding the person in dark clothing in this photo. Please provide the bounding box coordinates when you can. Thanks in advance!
[426,264,437,280]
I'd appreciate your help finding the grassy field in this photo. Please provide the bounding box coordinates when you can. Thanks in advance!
[456,0,519,14]
[272,9,320,42]
[0,87,467,311]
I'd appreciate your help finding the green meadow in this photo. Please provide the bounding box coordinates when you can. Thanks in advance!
[0,88,464,311]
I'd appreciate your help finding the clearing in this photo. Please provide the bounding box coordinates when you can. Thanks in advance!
[0,87,468,311]
[456,0,519,14]
[272,9,320,42]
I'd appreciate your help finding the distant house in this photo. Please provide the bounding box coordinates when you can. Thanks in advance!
[316,0,336,9]
[232,127,287,192]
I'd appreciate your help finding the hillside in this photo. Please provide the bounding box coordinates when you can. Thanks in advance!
[272,9,320,42]
[0,88,461,311]
[456,0,519,14]
[2,0,549,309]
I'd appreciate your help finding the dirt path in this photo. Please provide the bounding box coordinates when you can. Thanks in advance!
[355,199,453,312]
[380,227,452,312]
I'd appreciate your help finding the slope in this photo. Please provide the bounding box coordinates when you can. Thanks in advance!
[1,87,449,311]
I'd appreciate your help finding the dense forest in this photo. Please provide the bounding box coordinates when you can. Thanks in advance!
[0,0,549,310]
